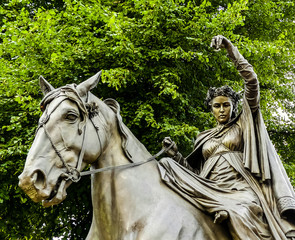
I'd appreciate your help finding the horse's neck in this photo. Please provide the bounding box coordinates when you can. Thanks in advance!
[94,124,152,168]
[89,93,152,164]
[116,122,152,163]
[87,94,166,236]
[89,120,163,237]
[98,131,130,167]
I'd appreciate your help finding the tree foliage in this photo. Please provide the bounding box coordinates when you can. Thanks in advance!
[0,0,294,238]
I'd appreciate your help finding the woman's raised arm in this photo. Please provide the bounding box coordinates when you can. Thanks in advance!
[211,35,260,112]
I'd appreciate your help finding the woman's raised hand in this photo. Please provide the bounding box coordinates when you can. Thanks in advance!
[210,35,232,51]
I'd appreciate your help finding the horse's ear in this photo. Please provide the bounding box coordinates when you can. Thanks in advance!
[39,76,55,96]
[77,71,102,97]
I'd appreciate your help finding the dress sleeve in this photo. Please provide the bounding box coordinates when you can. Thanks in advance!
[228,46,260,112]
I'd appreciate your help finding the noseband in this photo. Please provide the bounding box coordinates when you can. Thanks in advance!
[37,85,173,183]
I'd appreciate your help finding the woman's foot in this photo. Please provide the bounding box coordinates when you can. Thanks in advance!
[214,210,228,224]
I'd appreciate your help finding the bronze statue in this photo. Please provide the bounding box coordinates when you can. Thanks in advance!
[18,35,295,239]
[18,72,232,239]
[160,35,295,239]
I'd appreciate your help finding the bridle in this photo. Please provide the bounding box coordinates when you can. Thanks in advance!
[37,92,88,183]
[37,86,173,183]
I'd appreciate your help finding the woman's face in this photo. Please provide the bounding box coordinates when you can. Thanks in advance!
[211,96,233,124]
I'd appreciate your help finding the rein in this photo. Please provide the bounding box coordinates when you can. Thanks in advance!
[38,87,173,183]
[80,146,171,177]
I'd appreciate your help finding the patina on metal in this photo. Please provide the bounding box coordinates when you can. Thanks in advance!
[160,35,295,240]
[18,70,231,239]
[18,35,295,240]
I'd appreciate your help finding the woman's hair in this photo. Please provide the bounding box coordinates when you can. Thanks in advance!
[204,85,240,119]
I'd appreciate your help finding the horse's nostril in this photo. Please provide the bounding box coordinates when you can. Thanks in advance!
[32,170,46,190]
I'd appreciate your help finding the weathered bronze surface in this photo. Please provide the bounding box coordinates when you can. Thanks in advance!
[160,35,295,239]
[18,71,231,239]
[18,35,295,239]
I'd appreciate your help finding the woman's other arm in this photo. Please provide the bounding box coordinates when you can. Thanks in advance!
[162,137,197,172]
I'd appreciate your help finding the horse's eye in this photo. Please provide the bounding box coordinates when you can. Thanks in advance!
[66,113,78,121]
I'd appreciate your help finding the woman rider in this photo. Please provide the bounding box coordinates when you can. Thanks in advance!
[159,35,295,240]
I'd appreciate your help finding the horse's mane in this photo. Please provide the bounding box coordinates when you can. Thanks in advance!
[103,98,152,163]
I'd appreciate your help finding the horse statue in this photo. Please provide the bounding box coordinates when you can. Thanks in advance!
[18,72,231,239]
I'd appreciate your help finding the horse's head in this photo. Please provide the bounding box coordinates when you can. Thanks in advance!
[18,72,105,207]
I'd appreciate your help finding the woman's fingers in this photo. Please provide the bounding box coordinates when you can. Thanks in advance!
[210,35,225,51]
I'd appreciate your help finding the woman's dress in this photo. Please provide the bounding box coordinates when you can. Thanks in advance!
[159,124,273,239]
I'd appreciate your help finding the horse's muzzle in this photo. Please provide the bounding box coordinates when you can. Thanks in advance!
[18,170,51,202]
